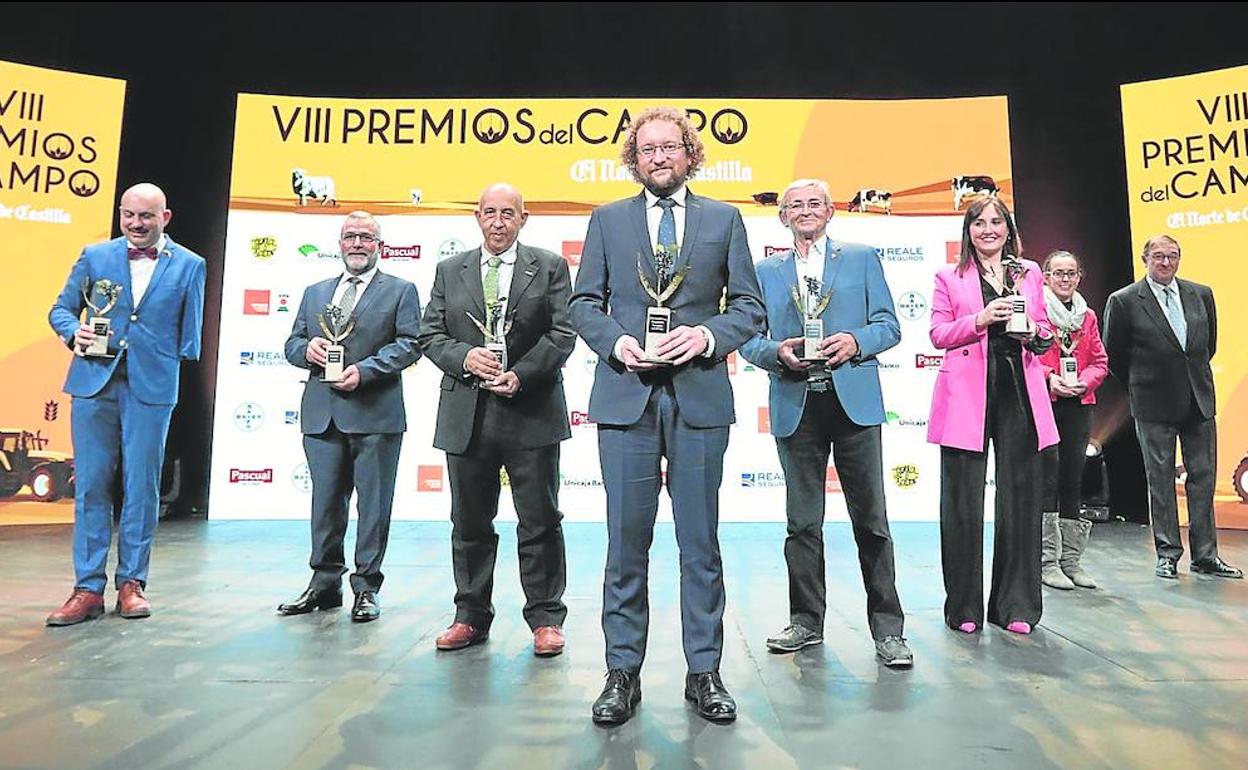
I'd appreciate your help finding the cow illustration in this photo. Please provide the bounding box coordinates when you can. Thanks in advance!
[850,188,892,214]
[291,169,337,206]
[951,175,998,209]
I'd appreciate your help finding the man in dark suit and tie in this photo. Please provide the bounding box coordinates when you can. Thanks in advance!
[740,178,911,667]
[1103,234,1240,580]
[570,107,765,724]
[419,183,575,657]
[46,183,206,625]
[278,211,423,622]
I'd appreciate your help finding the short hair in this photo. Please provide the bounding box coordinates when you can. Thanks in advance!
[341,210,379,234]
[1140,234,1180,258]
[779,179,832,211]
[619,106,706,184]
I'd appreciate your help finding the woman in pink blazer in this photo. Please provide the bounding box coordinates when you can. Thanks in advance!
[927,198,1059,635]
[1037,250,1109,591]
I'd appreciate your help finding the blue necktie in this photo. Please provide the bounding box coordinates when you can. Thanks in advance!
[656,198,677,273]
[1163,285,1187,350]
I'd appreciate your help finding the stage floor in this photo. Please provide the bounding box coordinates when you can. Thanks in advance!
[1,520,1245,770]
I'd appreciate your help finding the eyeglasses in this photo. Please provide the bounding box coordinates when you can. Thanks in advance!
[637,142,687,158]
[1147,253,1180,264]
[785,200,827,213]
[341,232,379,244]
[1046,270,1080,280]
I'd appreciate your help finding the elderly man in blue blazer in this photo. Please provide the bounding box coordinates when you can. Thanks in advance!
[46,183,206,625]
[570,107,765,725]
[740,179,911,667]
[278,211,422,623]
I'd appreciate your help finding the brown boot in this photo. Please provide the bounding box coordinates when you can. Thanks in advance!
[116,580,152,619]
[46,589,105,627]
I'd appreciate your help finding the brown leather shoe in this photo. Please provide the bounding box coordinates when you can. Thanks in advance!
[46,588,105,627]
[116,580,151,619]
[435,622,488,651]
[534,625,565,657]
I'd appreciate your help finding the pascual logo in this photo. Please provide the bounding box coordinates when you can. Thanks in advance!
[381,244,421,260]
[891,464,920,489]
[741,471,785,488]
[562,240,583,266]
[438,239,466,261]
[417,465,444,492]
[709,109,748,144]
[291,463,312,493]
[233,402,264,432]
[229,468,273,484]
[876,246,925,263]
[297,243,338,260]
[570,411,595,427]
[240,350,286,366]
[764,245,791,258]
[243,289,271,315]
[250,236,277,260]
[896,291,927,321]
[915,354,944,369]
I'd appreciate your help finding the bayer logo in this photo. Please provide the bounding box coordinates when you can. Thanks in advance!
[291,463,312,493]
[233,402,264,432]
[897,291,928,321]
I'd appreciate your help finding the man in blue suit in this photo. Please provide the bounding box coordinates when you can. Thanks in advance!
[46,183,206,625]
[740,179,911,667]
[570,107,765,724]
[278,211,422,623]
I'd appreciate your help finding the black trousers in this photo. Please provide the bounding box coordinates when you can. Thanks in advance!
[447,393,567,631]
[1136,406,1219,563]
[775,388,904,640]
[1041,398,1093,519]
[940,357,1043,630]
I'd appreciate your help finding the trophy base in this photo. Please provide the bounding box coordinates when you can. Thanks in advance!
[638,356,674,366]
[83,352,116,359]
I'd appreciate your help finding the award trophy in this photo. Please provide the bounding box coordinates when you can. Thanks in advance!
[1058,329,1081,386]
[80,278,124,357]
[317,304,356,382]
[637,247,691,363]
[792,275,834,361]
[1002,255,1031,336]
[466,297,513,374]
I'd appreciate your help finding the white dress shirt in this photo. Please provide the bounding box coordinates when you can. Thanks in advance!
[480,239,518,320]
[1145,273,1183,318]
[127,234,167,307]
[332,264,379,307]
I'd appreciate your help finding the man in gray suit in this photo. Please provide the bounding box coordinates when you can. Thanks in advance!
[1103,234,1240,580]
[419,183,576,657]
[739,178,911,667]
[278,211,423,621]
[570,106,765,725]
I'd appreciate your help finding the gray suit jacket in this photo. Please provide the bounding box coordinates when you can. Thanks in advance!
[419,244,575,454]
[285,271,423,434]
[1103,276,1216,423]
[569,189,765,427]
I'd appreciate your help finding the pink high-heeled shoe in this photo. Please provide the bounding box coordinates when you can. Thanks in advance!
[957,621,978,634]
[1005,621,1032,635]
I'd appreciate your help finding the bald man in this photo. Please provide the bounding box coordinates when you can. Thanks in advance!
[418,184,575,656]
[47,183,206,625]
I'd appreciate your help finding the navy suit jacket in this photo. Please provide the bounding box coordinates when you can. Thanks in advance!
[739,238,900,438]
[284,271,422,435]
[49,236,206,406]
[569,189,764,428]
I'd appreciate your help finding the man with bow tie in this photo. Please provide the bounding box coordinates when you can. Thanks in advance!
[419,183,576,657]
[740,178,911,667]
[46,183,206,625]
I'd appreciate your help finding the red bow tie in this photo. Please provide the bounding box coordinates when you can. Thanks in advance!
[128,246,157,261]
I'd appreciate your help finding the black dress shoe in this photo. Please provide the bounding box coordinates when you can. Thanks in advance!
[277,586,343,615]
[684,671,737,723]
[591,669,641,725]
[1155,557,1179,580]
[351,591,381,623]
[1191,557,1244,579]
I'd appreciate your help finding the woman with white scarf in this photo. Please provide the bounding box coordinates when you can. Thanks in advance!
[1038,250,1109,590]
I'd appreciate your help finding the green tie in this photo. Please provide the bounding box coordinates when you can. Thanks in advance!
[484,255,503,308]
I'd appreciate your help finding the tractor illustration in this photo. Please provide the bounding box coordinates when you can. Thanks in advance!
[0,429,75,502]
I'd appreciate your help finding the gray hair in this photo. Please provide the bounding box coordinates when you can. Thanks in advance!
[779,179,832,211]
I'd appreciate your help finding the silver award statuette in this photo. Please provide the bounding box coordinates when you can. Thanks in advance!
[1058,330,1080,386]
[637,247,691,363]
[792,275,834,361]
[1002,256,1030,336]
[466,300,514,378]
[317,304,356,382]
[81,278,124,357]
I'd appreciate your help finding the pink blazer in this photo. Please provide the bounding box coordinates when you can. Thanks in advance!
[926,259,1059,452]
[1038,308,1109,405]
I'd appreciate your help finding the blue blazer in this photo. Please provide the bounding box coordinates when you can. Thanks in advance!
[284,271,422,435]
[49,236,206,406]
[739,238,900,438]
[569,189,765,428]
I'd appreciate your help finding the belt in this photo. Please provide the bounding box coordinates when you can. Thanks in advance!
[806,378,834,393]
